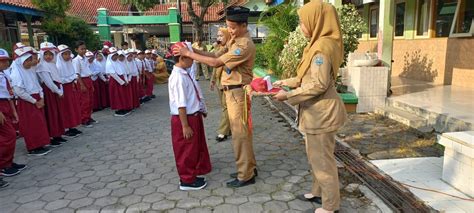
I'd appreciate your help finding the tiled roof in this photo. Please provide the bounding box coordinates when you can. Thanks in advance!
[0,0,37,9]
[67,1,239,24]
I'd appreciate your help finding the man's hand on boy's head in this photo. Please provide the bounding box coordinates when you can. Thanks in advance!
[173,45,190,58]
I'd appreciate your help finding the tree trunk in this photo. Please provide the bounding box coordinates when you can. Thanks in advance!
[186,0,211,42]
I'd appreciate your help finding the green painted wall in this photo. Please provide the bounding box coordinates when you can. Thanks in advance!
[96,8,180,43]
[404,0,416,39]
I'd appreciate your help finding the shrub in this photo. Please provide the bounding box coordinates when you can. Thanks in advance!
[337,4,366,67]
[279,26,309,78]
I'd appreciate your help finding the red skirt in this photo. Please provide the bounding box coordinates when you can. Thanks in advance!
[60,82,81,128]
[17,94,50,151]
[79,77,94,123]
[99,80,110,108]
[139,74,146,99]
[130,76,140,109]
[109,75,133,111]
[171,113,212,183]
[145,72,155,96]
[42,83,65,138]
[92,79,101,110]
[0,100,16,169]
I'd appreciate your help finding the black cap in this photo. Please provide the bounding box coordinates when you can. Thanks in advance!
[226,6,250,22]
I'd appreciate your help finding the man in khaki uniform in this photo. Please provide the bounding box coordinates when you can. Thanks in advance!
[273,1,347,212]
[192,39,209,80]
[210,28,232,142]
[174,6,257,188]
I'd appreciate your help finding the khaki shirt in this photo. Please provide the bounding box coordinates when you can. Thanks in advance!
[211,45,226,88]
[218,33,255,86]
[286,54,347,134]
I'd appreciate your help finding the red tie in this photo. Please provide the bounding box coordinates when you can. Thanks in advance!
[5,76,13,97]
[186,73,201,102]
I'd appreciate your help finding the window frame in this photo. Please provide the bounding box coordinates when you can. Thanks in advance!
[394,0,407,39]
[369,5,379,40]
[415,0,433,38]
[449,0,474,37]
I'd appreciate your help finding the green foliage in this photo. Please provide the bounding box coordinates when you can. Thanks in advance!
[254,43,266,67]
[32,0,100,51]
[337,4,366,67]
[42,17,101,51]
[279,26,308,78]
[0,41,13,54]
[31,0,71,18]
[258,3,299,77]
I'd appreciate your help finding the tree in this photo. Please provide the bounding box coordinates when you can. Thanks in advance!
[32,0,100,50]
[337,3,366,66]
[121,0,226,41]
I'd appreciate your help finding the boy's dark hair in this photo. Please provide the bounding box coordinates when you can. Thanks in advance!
[172,55,180,63]
[121,41,129,46]
[75,40,86,48]
[235,21,248,26]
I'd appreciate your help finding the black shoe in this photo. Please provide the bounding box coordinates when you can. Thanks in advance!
[143,97,151,103]
[151,95,156,99]
[0,167,20,177]
[114,110,126,117]
[230,168,258,179]
[304,209,339,213]
[64,130,79,138]
[28,147,51,156]
[71,128,82,134]
[89,119,98,124]
[11,163,27,171]
[216,135,228,142]
[53,137,68,143]
[0,179,8,188]
[82,122,93,128]
[49,139,62,148]
[179,178,207,191]
[226,176,256,188]
[296,194,322,204]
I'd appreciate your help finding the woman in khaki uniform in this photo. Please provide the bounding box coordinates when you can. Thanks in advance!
[210,28,232,142]
[273,1,347,212]
[153,56,169,84]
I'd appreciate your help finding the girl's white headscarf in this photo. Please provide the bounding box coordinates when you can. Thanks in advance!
[93,53,107,75]
[56,48,77,83]
[106,53,126,75]
[125,52,139,76]
[37,49,62,83]
[10,53,43,94]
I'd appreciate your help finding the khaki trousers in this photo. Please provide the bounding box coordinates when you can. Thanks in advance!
[225,88,256,181]
[194,63,209,80]
[305,131,340,211]
[217,88,231,136]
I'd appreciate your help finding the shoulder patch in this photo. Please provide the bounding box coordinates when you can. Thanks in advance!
[233,48,241,56]
[315,56,324,66]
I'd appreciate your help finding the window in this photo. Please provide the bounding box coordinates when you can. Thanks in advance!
[452,0,474,35]
[395,2,406,37]
[370,7,379,38]
[435,0,458,37]
[416,0,431,36]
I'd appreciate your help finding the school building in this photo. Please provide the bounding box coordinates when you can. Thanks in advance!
[328,0,474,132]
[0,0,44,52]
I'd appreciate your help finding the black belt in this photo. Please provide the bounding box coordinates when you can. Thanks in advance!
[222,85,243,91]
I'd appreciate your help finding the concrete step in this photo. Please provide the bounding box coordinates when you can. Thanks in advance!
[386,98,473,133]
[375,106,433,133]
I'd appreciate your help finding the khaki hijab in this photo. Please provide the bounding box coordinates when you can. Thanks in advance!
[296,0,343,80]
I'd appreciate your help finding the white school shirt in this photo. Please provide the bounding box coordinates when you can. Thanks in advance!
[168,65,207,115]
[144,58,154,73]
[72,55,93,78]
[0,71,12,99]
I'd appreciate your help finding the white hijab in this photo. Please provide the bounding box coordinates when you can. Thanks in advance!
[125,54,139,76]
[10,53,43,94]
[56,49,77,83]
[106,53,126,75]
[93,53,107,74]
[37,50,62,83]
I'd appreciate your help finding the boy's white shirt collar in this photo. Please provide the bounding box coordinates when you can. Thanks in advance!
[173,65,190,75]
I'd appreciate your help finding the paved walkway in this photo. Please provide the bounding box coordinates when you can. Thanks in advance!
[0,83,382,213]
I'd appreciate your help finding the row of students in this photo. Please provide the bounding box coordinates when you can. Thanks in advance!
[0,43,162,188]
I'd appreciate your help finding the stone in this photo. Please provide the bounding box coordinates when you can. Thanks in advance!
[68,197,94,209]
[44,199,71,211]
[151,200,175,211]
